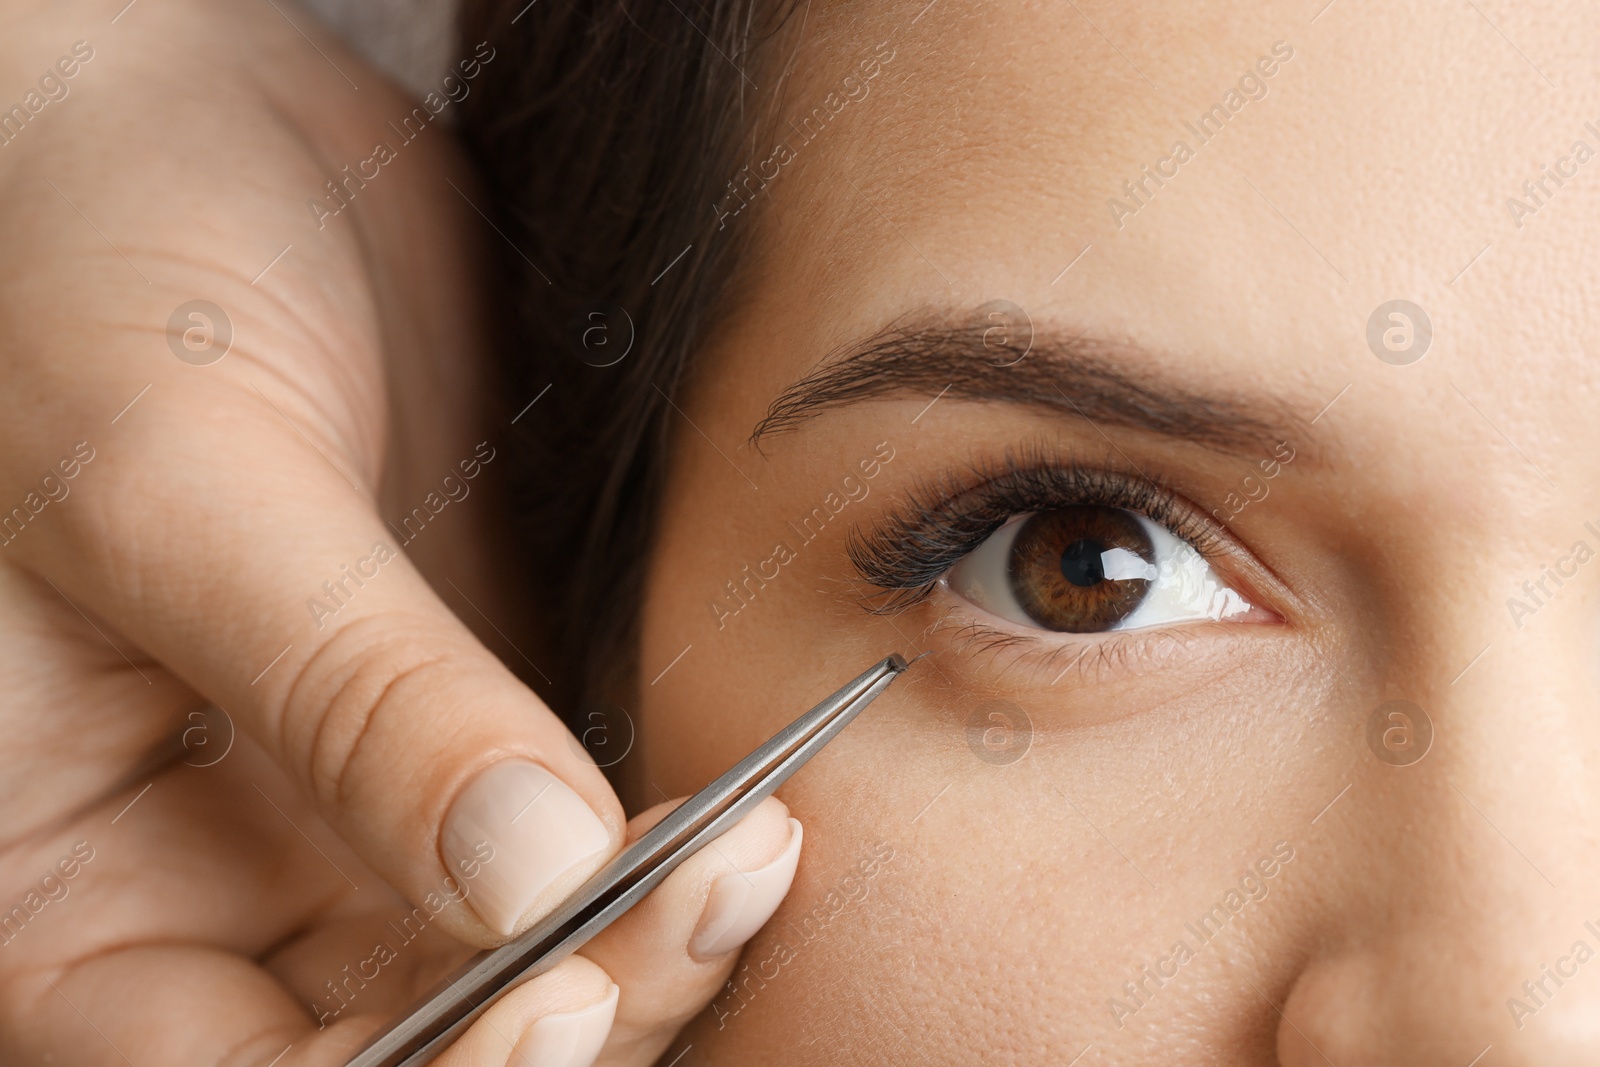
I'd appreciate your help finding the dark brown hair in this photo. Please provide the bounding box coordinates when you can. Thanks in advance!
[456,0,797,719]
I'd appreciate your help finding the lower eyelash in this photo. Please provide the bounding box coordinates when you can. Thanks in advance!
[915,603,1203,685]
[847,442,1222,614]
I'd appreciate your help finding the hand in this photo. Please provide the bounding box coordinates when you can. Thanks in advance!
[0,1,798,1063]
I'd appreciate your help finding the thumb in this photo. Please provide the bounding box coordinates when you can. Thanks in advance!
[24,376,624,943]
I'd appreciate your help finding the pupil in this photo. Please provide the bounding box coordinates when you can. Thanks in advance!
[1059,539,1105,587]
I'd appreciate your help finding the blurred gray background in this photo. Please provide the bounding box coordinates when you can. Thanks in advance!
[301,0,461,102]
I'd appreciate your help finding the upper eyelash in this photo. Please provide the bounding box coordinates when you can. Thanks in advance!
[846,441,1226,614]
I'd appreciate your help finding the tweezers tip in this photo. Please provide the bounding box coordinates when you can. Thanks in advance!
[887,651,928,672]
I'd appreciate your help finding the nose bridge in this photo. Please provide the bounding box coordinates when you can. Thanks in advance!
[1366,510,1600,889]
[1436,612,1600,876]
[1278,593,1600,1064]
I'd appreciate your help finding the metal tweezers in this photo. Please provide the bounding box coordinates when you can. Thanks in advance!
[345,652,910,1067]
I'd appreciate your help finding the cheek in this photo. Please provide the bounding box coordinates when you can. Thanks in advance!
[641,640,1335,1062]
[667,714,1094,1060]
[639,630,1128,1059]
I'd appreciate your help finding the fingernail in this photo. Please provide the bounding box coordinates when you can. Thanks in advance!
[509,983,618,1067]
[690,818,803,960]
[442,759,611,936]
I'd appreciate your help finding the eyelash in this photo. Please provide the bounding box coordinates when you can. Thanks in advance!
[846,443,1227,616]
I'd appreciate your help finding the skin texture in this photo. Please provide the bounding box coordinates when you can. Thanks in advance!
[6,0,1597,1064]
[0,1,795,1064]
[631,0,1600,1064]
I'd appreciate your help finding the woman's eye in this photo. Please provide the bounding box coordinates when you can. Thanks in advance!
[942,505,1257,633]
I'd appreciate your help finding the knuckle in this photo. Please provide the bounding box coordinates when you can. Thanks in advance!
[279,612,458,810]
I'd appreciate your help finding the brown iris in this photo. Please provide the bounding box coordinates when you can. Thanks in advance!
[1005,506,1155,631]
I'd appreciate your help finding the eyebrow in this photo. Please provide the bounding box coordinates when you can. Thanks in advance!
[750,313,1304,457]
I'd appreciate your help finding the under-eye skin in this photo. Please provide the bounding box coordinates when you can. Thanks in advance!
[848,447,1276,642]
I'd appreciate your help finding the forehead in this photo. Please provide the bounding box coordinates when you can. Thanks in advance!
[705,0,1600,491]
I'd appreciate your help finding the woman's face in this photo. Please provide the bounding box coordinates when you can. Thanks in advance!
[631,0,1600,1061]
